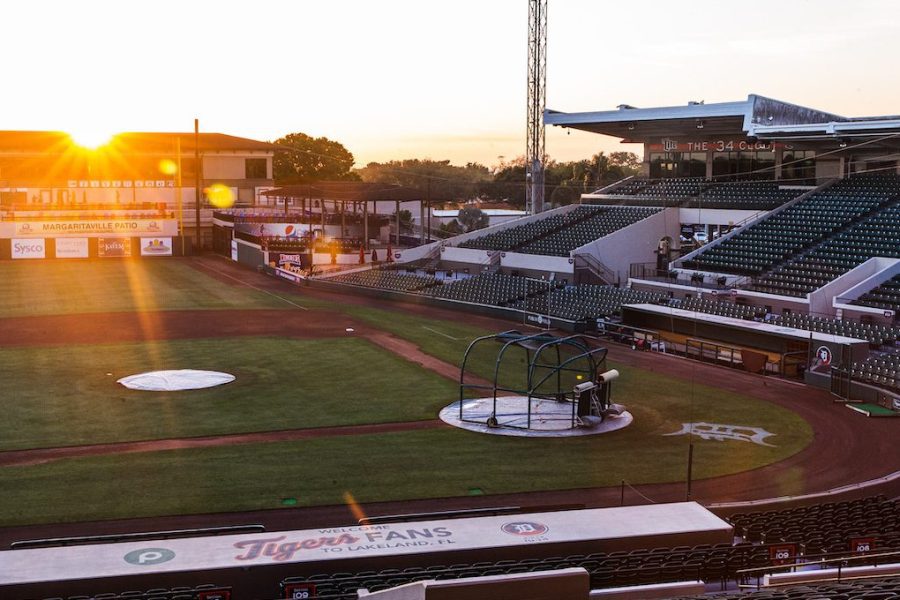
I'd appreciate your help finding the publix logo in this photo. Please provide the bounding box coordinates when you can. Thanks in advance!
[501,521,549,537]
[123,547,175,566]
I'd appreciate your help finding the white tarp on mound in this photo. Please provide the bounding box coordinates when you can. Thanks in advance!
[117,370,235,391]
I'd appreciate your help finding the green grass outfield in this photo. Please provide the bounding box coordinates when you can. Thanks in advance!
[0,405,809,526]
[0,337,458,451]
[0,259,285,317]
[0,259,815,526]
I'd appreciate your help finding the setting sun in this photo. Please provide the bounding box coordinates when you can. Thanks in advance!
[69,129,115,150]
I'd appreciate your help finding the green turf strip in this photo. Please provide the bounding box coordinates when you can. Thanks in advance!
[846,403,900,417]
[0,337,458,451]
[0,259,285,317]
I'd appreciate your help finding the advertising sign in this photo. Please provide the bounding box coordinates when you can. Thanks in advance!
[272,252,308,268]
[98,237,132,258]
[14,220,176,237]
[139,237,173,256]
[54,237,89,259]
[11,238,45,259]
[231,240,238,261]
[235,222,307,239]
[648,139,784,153]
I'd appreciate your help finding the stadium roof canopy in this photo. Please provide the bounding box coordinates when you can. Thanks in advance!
[545,94,900,147]
[0,131,276,152]
[263,182,425,202]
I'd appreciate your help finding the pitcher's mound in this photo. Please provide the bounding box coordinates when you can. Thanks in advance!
[117,370,235,391]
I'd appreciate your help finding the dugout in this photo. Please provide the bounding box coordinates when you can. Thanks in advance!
[621,303,871,380]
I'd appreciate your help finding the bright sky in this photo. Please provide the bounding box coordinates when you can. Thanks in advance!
[2,0,899,168]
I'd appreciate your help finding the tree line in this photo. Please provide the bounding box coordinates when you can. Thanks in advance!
[272,132,640,215]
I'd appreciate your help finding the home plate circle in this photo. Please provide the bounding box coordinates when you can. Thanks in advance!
[440,396,632,438]
[117,370,235,391]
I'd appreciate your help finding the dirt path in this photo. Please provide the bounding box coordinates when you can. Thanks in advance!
[0,420,446,468]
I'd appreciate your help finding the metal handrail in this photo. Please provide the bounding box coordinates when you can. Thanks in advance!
[736,548,900,590]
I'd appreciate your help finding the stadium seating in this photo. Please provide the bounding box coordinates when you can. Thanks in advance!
[457,209,592,252]
[31,584,231,600]
[516,207,659,256]
[423,272,561,306]
[683,174,900,276]
[602,178,800,210]
[751,203,900,297]
[769,313,900,346]
[457,206,657,256]
[601,177,707,206]
[328,269,438,293]
[685,180,802,210]
[511,284,669,321]
[852,274,900,315]
[728,495,900,554]
[674,297,767,320]
[851,346,900,391]
[669,575,900,600]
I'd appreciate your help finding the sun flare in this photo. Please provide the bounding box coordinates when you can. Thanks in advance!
[69,129,116,150]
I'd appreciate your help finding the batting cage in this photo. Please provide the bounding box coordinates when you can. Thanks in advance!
[458,330,623,431]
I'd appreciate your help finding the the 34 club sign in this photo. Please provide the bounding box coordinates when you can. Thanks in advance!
[648,139,786,153]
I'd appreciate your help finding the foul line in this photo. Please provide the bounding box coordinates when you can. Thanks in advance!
[422,326,460,340]
[192,259,309,311]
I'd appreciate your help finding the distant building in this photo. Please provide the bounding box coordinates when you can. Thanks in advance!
[0,131,276,249]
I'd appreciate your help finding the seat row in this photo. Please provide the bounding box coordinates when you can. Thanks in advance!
[31,584,230,600]
[329,269,438,292]
[685,174,900,276]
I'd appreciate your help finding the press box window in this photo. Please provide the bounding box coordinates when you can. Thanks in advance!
[245,158,267,179]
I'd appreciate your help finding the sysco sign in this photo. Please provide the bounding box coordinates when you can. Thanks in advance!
[12,238,46,259]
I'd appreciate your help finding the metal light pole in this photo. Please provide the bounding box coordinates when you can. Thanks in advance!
[526,0,547,215]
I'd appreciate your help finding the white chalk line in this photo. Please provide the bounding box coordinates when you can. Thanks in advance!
[192,259,309,311]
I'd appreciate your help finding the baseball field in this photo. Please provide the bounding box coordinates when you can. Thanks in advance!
[1,256,889,532]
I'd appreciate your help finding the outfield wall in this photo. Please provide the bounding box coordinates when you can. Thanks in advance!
[0,236,191,260]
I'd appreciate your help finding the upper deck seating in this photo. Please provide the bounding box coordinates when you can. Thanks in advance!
[684,174,900,276]
[751,202,900,297]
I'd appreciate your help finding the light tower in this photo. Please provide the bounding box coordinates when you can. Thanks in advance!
[526,0,547,215]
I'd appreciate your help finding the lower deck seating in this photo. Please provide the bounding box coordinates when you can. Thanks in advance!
[669,575,900,600]
[728,496,900,553]
[770,313,900,346]
[851,347,900,391]
[31,584,231,600]
[510,285,670,321]
[328,269,438,292]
